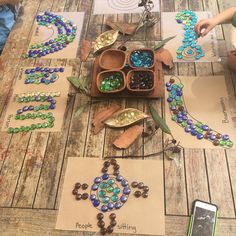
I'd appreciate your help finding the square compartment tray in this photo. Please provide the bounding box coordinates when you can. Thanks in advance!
[90,56,164,98]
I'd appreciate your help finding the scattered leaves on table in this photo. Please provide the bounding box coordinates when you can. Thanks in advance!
[155,48,174,69]
[80,39,92,61]
[67,76,90,95]
[105,108,148,128]
[153,36,176,51]
[92,104,121,134]
[106,20,139,35]
[113,125,143,149]
[149,104,171,135]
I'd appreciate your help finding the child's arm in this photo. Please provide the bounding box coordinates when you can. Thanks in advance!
[0,0,20,6]
[195,7,236,37]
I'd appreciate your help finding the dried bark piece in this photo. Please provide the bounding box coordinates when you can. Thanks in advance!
[106,20,139,35]
[80,40,92,61]
[113,125,143,149]
[155,48,174,69]
[92,104,121,134]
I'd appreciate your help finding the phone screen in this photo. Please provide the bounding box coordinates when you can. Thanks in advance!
[191,206,216,236]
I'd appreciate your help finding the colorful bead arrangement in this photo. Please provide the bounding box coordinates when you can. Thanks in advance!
[24,12,77,58]
[129,71,153,90]
[166,77,233,148]
[130,50,154,68]
[72,159,150,235]
[176,10,204,60]
[100,73,123,92]
[24,67,64,85]
[7,91,60,134]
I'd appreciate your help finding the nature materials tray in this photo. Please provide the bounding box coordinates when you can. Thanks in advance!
[90,56,164,99]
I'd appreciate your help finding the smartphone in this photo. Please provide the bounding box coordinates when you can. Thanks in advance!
[188,200,218,236]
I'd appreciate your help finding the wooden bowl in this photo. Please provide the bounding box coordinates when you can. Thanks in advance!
[127,69,155,94]
[97,70,126,94]
[128,48,155,69]
[99,49,127,70]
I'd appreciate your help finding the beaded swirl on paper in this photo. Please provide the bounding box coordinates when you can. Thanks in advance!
[166,76,233,148]
[176,10,204,61]
[24,12,77,58]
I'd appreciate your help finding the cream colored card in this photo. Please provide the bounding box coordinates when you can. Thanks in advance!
[2,67,72,132]
[162,12,220,62]
[28,12,84,59]
[93,0,160,15]
[165,75,236,149]
[56,157,165,235]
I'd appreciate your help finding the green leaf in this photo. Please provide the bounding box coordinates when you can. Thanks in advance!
[74,102,89,118]
[149,105,171,135]
[67,76,90,95]
[153,36,176,51]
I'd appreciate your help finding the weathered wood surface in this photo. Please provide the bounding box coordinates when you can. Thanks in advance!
[0,0,236,235]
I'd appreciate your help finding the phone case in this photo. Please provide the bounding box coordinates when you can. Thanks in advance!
[187,200,218,236]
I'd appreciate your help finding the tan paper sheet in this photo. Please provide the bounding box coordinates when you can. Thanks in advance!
[93,0,160,15]
[162,12,220,62]
[56,157,165,235]
[2,67,72,132]
[165,75,236,149]
[28,12,84,59]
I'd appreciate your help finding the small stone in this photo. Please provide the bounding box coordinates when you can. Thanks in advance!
[134,190,142,198]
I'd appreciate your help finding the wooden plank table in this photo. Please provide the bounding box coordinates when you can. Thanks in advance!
[0,0,236,235]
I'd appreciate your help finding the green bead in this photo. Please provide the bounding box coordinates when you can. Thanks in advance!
[25,126,30,132]
[196,122,203,128]
[113,187,120,195]
[196,128,203,134]
[15,115,20,120]
[7,127,14,133]
[20,126,26,132]
[219,140,226,146]
[181,121,187,127]
[106,186,114,193]
[101,196,110,204]
[107,179,115,185]
[100,182,107,189]
[31,124,37,129]
[37,123,42,129]
[171,115,177,121]
[48,123,54,128]
[111,195,118,202]
[20,115,26,120]
[226,141,233,148]
[98,190,106,197]
[14,128,19,133]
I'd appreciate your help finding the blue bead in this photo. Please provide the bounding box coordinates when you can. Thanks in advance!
[185,127,191,133]
[94,177,101,184]
[222,134,229,141]
[166,82,171,87]
[167,87,172,92]
[91,184,98,191]
[59,68,64,72]
[123,187,131,195]
[201,125,209,131]
[102,174,109,180]
[177,118,183,123]
[177,114,183,118]
[92,199,100,207]
[116,175,123,182]
[23,106,29,111]
[190,124,196,130]
[167,97,173,103]
[187,119,193,125]
[17,109,23,114]
[90,194,96,200]
[107,202,114,210]
[101,205,108,212]
[115,202,122,209]
[120,195,128,203]
[210,135,216,140]
[197,134,203,139]
[121,179,128,187]
[191,130,197,136]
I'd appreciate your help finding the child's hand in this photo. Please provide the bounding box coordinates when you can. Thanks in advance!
[195,19,217,37]
[227,50,236,71]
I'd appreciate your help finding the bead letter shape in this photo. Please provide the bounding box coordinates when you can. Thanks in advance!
[24,12,77,58]
[72,159,149,235]
[7,92,60,134]
[176,10,204,61]
[166,76,233,149]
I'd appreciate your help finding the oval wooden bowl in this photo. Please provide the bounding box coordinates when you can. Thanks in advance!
[99,49,127,70]
[97,70,126,94]
[127,69,155,94]
[128,48,155,69]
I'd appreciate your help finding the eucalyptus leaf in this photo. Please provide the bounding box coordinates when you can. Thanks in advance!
[149,105,172,135]
[153,36,176,51]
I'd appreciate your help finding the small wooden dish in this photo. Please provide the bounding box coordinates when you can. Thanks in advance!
[99,49,127,70]
[127,69,155,94]
[128,48,155,69]
[97,70,126,94]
